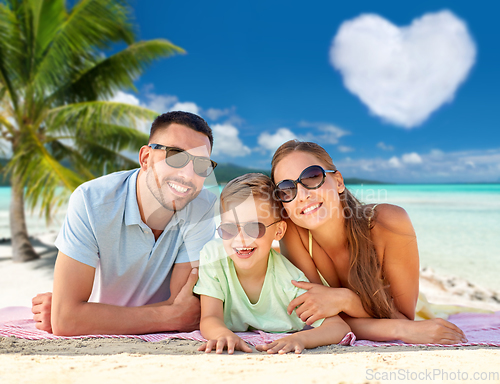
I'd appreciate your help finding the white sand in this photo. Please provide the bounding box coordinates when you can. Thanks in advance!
[1,233,500,383]
[1,350,499,384]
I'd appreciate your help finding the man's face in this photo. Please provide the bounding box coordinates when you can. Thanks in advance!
[144,123,212,212]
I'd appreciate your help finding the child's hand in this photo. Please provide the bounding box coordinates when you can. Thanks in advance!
[198,335,253,354]
[256,334,305,354]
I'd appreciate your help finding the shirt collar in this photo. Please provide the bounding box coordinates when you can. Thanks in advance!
[124,169,142,226]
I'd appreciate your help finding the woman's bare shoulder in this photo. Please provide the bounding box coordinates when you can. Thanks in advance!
[371,203,416,237]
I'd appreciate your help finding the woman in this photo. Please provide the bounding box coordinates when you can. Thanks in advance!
[271,140,466,344]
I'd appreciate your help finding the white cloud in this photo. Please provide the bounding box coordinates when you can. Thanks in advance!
[145,94,179,113]
[257,128,298,153]
[109,90,140,106]
[211,124,251,157]
[338,145,354,153]
[402,152,423,164]
[377,142,394,151]
[330,10,476,128]
[171,102,200,115]
[257,123,350,155]
[388,156,401,168]
[299,121,350,144]
[336,148,500,183]
[205,108,232,121]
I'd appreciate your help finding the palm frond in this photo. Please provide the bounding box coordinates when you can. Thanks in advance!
[49,39,184,103]
[75,138,140,174]
[34,0,135,89]
[45,101,157,136]
[31,0,65,59]
[7,137,86,221]
[0,3,24,110]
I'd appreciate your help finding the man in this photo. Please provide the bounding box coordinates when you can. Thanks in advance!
[31,111,218,336]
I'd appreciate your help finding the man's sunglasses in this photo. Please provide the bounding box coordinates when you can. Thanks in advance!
[148,144,217,178]
[217,220,281,240]
[274,165,337,203]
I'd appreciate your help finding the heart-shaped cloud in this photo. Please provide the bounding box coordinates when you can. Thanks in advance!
[330,10,476,128]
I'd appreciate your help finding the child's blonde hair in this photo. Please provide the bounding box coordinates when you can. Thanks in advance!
[220,173,282,219]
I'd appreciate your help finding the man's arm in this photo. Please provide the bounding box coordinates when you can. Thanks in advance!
[50,252,200,336]
[145,261,199,306]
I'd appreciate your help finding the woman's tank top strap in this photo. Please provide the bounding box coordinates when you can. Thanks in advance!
[308,231,330,287]
[367,203,380,228]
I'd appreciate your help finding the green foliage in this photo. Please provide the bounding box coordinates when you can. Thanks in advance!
[0,0,183,222]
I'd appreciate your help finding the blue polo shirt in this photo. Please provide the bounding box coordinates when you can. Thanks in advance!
[55,169,216,306]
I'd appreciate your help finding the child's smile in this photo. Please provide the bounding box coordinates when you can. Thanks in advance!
[219,196,285,274]
[234,246,257,258]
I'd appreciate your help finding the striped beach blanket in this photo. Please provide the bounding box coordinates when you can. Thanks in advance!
[1,307,500,348]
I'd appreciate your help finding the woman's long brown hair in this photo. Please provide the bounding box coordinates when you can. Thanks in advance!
[271,140,395,319]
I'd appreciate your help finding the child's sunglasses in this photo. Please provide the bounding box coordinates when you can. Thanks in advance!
[274,165,337,203]
[148,144,217,177]
[217,220,281,240]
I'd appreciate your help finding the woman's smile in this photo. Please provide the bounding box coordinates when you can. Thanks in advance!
[300,202,323,215]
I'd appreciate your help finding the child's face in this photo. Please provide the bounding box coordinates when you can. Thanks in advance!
[220,197,286,272]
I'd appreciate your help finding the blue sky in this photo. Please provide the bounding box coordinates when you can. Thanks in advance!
[116,0,500,183]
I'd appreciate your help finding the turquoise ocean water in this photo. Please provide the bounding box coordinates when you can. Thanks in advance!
[1,184,499,291]
[349,184,500,291]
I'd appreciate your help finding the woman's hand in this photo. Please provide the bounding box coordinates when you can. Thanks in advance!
[256,334,305,354]
[399,318,468,344]
[287,281,356,325]
[198,334,253,354]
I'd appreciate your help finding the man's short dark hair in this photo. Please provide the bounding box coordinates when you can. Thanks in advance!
[149,111,214,149]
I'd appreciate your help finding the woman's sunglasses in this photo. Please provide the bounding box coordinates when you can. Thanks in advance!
[274,165,337,203]
[149,144,217,178]
[217,220,281,240]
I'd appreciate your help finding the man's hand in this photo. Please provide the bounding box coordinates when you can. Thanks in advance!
[170,268,201,332]
[32,292,53,333]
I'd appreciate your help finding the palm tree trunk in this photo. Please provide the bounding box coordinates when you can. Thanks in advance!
[10,173,39,262]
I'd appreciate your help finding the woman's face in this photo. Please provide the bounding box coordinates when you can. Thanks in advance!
[273,151,345,230]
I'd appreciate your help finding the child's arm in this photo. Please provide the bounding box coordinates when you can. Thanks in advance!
[256,315,351,354]
[198,295,253,354]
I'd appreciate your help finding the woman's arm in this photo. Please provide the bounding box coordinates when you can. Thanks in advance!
[282,204,466,344]
[341,315,467,344]
[198,295,252,354]
[371,204,420,320]
[287,281,370,323]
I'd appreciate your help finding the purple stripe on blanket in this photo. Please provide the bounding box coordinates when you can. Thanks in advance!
[2,307,500,348]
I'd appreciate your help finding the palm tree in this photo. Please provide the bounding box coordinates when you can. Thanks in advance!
[0,0,184,262]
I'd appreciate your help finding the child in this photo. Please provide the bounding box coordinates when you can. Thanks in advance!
[193,173,351,354]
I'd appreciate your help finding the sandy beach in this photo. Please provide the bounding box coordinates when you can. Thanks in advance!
[1,233,500,383]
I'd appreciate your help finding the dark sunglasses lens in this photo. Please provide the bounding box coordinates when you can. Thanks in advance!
[276,180,296,202]
[165,149,189,168]
[217,224,238,240]
[300,166,325,188]
[244,222,266,239]
[193,158,213,177]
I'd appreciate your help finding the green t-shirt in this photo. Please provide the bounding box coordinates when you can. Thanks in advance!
[193,238,324,332]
